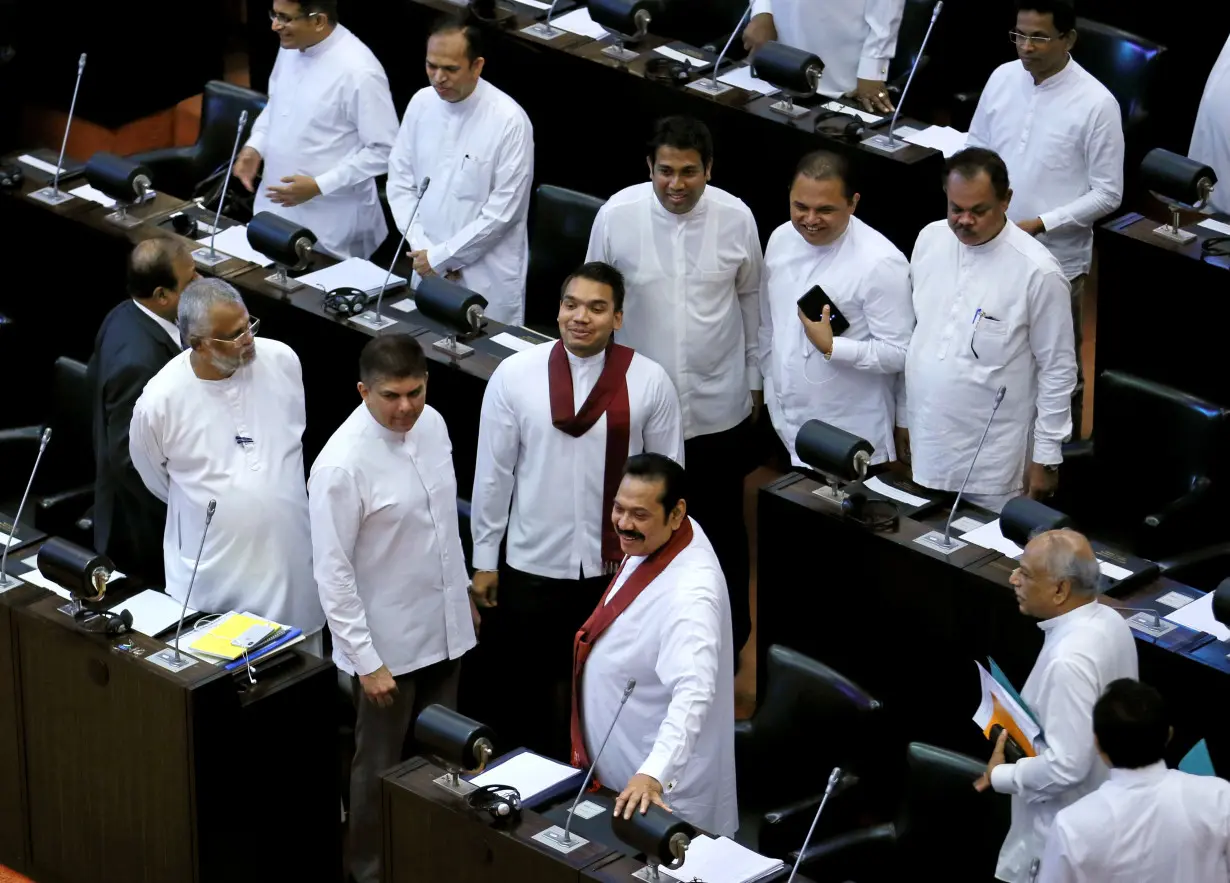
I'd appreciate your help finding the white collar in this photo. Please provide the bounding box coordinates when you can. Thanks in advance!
[1037,598,1100,633]
[1107,760,1168,785]
[132,299,181,347]
[300,24,342,58]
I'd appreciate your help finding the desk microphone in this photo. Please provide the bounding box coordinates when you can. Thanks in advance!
[194,109,250,268]
[0,428,51,590]
[786,766,857,883]
[943,385,1007,547]
[29,53,87,206]
[172,498,216,661]
[354,177,430,331]
[692,0,753,95]
[863,0,943,153]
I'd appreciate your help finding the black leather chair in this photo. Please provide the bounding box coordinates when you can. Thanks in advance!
[793,742,1011,883]
[1071,18,1166,143]
[734,645,891,860]
[1052,370,1228,562]
[885,0,940,110]
[129,80,267,200]
[524,184,606,336]
[0,357,94,546]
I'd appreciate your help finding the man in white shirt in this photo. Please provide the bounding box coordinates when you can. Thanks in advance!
[471,261,683,759]
[903,147,1076,512]
[760,150,913,467]
[585,116,760,655]
[966,0,1124,437]
[130,279,324,644]
[573,454,736,836]
[233,0,399,259]
[1039,678,1230,883]
[1190,34,1230,216]
[973,529,1138,883]
[742,0,906,114]
[387,17,534,326]
[309,334,478,883]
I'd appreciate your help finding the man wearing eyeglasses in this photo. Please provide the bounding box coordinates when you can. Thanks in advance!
[233,0,399,260]
[965,0,1124,440]
[129,279,325,651]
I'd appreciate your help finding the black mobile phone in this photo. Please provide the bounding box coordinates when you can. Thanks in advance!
[797,284,851,336]
[989,724,1027,763]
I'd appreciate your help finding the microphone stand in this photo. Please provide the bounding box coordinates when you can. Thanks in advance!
[863,0,943,153]
[351,178,430,331]
[29,53,87,206]
[786,768,845,883]
[148,499,216,672]
[0,428,52,590]
[522,0,565,40]
[687,0,753,96]
[192,109,250,268]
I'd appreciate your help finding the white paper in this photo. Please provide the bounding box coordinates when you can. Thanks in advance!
[9,568,71,599]
[514,0,552,9]
[820,101,885,124]
[110,589,197,638]
[469,751,579,802]
[195,225,275,268]
[1098,560,1132,581]
[960,519,1024,559]
[1164,591,1230,641]
[390,298,416,313]
[0,530,19,548]
[951,516,985,533]
[69,183,117,208]
[901,125,969,157]
[570,799,605,819]
[863,475,931,508]
[1155,590,1196,609]
[17,154,62,175]
[490,331,539,353]
[972,660,1042,749]
[660,835,784,883]
[654,45,711,68]
[718,64,780,97]
[1197,218,1230,236]
[550,8,609,39]
[298,257,406,295]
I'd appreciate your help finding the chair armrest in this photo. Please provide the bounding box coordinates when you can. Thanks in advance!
[1157,540,1230,585]
[1144,477,1213,530]
[129,145,199,170]
[0,425,42,446]
[790,823,898,873]
[37,484,94,514]
[1061,438,1093,460]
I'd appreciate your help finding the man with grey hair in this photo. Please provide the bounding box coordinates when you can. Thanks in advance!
[975,528,1137,883]
[129,278,324,645]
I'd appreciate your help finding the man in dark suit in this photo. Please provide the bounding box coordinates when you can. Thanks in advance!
[88,237,196,584]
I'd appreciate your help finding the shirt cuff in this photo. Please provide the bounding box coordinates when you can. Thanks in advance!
[827,335,856,365]
[472,542,501,574]
[314,168,342,197]
[1038,209,1069,234]
[349,643,384,678]
[858,55,892,83]
[751,0,772,16]
[244,134,266,157]
[1032,436,1064,466]
[636,750,673,789]
[990,761,1018,795]
[747,365,763,391]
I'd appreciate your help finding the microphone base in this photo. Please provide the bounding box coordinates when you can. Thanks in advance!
[433,336,476,359]
[632,866,664,882]
[522,22,565,40]
[862,133,911,154]
[432,772,477,797]
[1151,223,1196,245]
[913,530,967,555]
[0,572,23,594]
[104,208,144,230]
[532,825,590,854]
[602,44,641,63]
[349,310,399,332]
[1125,613,1178,638]
[687,77,735,97]
[265,269,304,292]
[192,246,233,269]
[148,646,201,673]
[27,186,76,207]
[769,99,811,119]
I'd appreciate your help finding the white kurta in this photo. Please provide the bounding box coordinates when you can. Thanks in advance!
[581,518,737,836]
[308,403,476,678]
[750,0,906,97]
[966,58,1124,279]
[1039,761,1230,883]
[904,220,1075,497]
[387,79,534,326]
[129,339,323,632]
[759,216,913,466]
[471,342,684,579]
[586,184,763,440]
[246,25,399,259]
[989,602,1138,883]
[1190,35,1230,216]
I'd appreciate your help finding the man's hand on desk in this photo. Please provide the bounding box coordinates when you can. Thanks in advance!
[850,79,895,115]
[742,13,777,54]
[409,249,437,278]
[471,570,499,608]
[973,729,1008,792]
[1024,462,1058,500]
[266,175,321,207]
[360,664,399,709]
[234,147,262,192]
[615,773,670,819]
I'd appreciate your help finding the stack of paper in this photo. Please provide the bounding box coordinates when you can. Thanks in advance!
[550,7,609,39]
[69,184,117,208]
[899,125,969,157]
[297,257,406,295]
[717,64,780,97]
[972,660,1041,755]
[1164,591,1230,641]
[109,589,196,638]
[190,610,285,660]
[195,225,276,267]
[660,835,784,883]
[469,751,581,804]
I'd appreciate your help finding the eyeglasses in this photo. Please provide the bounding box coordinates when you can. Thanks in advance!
[1008,30,1059,46]
[207,318,260,347]
[269,9,319,24]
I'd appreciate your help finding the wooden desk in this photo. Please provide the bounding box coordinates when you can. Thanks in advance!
[0,579,46,874]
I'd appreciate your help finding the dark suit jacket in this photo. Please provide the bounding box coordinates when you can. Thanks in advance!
[88,299,181,584]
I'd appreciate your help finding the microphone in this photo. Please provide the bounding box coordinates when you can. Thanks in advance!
[523,0,565,40]
[0,428,51,590]
[942,385,1007,546]
[689,0,754,96]
[353,177,430,331]
[172,499,217,661]
[786,767,854,883]
[536,676,637,852]
[29,53,87,206]
[193,109,250,268]
[863,0,944,153]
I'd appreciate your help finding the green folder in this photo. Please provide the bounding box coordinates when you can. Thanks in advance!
[988,657,1043,735]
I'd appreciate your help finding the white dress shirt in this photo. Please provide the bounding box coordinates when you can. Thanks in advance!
[387,79,534,325]
[989,602,1139,883]
[1039,761,1230,883]
[246,25,399,259]
[471,342,684,579]
[308,403,475,678]
[966,57,1124,279]
[132,300,182,347]
[904,220,1075,497]
[1190,35,1230,216]
[581,518,737,836]
[760,215,913,466]
[129,339,324,632]
[750,0,906,97]
[586,183,763,440]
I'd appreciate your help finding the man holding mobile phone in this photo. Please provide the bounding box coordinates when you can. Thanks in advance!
[760,150,914,468]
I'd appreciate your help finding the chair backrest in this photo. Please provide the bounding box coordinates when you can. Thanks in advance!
[524,184,606,334]
[1071,18,1166,133]
[46,357,93,489]
[197,80,267,177]
[887,0,939,86]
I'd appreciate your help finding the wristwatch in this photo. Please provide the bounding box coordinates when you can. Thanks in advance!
[1042,464,1059,473]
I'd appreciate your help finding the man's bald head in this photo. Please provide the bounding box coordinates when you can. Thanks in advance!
[1010,528,1101,619]
[128,237,197,323]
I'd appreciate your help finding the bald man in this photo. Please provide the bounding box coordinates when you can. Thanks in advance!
[975,529,1138,883]
[88,238,197,584]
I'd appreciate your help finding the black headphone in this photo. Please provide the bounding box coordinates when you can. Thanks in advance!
[171,212,200,238]
[0,164,24,190]
[645,57,691,86]
[814,110,867,140]
[1200,235,1230,261]
[74,606,133,636]
[323,286,373,317]
[841,491,900,532]
[466,783,521,825]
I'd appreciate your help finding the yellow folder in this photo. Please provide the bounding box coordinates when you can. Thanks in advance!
[189,612,281,660]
